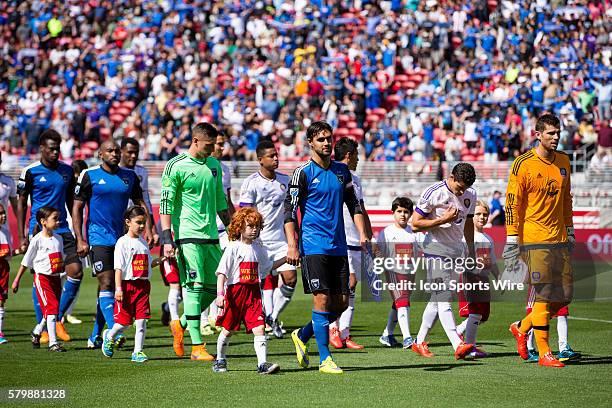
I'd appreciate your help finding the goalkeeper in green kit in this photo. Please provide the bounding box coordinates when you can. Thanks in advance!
[159,123,230,361]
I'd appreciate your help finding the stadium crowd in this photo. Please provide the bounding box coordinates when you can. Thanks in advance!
[0,0,611,164]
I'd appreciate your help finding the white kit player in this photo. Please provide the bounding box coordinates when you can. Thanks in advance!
[411,163,477,360]
[0,152,18,244]
[329,137,373,350]
[239,140,297,339]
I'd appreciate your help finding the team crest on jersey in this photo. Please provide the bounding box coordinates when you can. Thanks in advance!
[310,279,320,290]
[211,168,218,178]
[122,178,129,185]
[289,187,299,197]
[336,174,344,184]
[75,185,81,195]
[162,176,171,187]
[464,198,470,208]
[94,261,103,272]
[62,174,69,182]
[189,270,197,279]
[531,271,541,283]
[17,180,25,189]
[560,168,567,178]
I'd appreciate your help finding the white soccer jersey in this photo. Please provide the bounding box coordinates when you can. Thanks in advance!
[377,224,419,274]
[113,235,152,280]
[216,240,273,285]
[239,171,290,244]
[415,180,477,258]
[0,173,16,214]
[0,224,12,259]
[343,171,363,247]
[474,230,496,277]
[217,161,232,231]
[21,233,64,275]
[124,165,152,212]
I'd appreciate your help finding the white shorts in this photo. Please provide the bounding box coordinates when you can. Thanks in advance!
[347,247,361,281]
[264,241,296,274]
[425,255,456,284]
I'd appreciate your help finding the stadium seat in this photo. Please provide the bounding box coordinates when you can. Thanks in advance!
[335,128,349,136]
[387,94,401,108]
[338,114,351,124]
[403,81,416,89]
[373,108,387,117]
[122,100,136,110]
[394,74,409,82]
[346,121,357,129]
[100,128,111,140]
[366,114,380,124]
[349,128,364,141]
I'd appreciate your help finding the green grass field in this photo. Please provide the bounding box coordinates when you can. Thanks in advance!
[1,258,612,408]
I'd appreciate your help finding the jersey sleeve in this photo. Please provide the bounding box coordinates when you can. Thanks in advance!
[352,174,364,201]
[140,167,153,213]
[160,162,179,215]
[284,166,308,224]
[215,243,234,277]
[222,164,231,193]
[74,171,92,202]
[376,229,388,257]
[467,190,477,216]
[21,236,38,268]
[17,167,33,197]
[58,235,65,258]
[130,173,144,202]
[343,169,363,217]
[415,189,434,216]
[215,162,228,212]
[505,160,526,236]
[239,177,256,207]
[113,239,127,271]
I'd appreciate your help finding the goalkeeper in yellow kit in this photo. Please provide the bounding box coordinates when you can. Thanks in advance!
[504,113,575,368]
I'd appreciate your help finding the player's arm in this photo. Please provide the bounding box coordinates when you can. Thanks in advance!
[73,171,92,258]
[238,177,255,208]
[16,167,33,251]
[65,170,76,217]
[503,161,526,265]
[159,163,179,257]
[215,162,230,227]
[411,207,458,232]
[464,215,476,260]
[12,238,36,293]
[215,247,233,308]
[284,168,307,266]
[564,161,575,249]
[140,167,158,242]
[343,172,368,245]
[361,200,374,239]
[8,178,18,227]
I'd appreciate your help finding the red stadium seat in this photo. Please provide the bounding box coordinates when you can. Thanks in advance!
[403,81,416,89]
[395,74,409,82]
[338,114,351,124]
[117,107,131,116]
[462,154,476,161]
[110,114,124,125]
[122,101,136,110]
[366,114,380,124]
[83,141,99,150]
[112,101,121,109]
[335,128,349,136]
[349,128,364,141]
[373,108,387,117]
[346,121,357,129]
[387,94,401,108]
[100,128,111,140]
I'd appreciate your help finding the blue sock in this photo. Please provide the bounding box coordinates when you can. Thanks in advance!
[98,291,115,329]
[58,277,81,320]
[32,286,43,324]
[298,321,314,343]
[312,310,333,364]
[90,299,106,340]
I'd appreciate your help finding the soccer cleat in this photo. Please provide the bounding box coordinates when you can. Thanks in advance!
[469,346,489,358]
[101,329,115,358]
[213,359,228,373]
[87,335,103,349]
[454,342,474,360]
[161,302,170,326]
[170,319,185,357]
[329,327,344,349]
[412,342,434,358]
[291,329,310,368]
[265,316,273,333]
[48,343,67,352]
[131,351,148,363]
[509,321,529,360]
[257,362,280,374]
[200,324,215,337]
[402,337,415,350]
[527,349,539,363]
[115,334,127,349]
[190,344,214,361]
[344,336,365,350]
[55,322,70,342]
[271,319,284,339]
[40,331,49,344]
[0,333,7,345]
[319,356,343,374]
[379,334,400,348]
[66,314,82,324]
[31,331,41,349]
[538,351,565,368]
[558,346,581,362]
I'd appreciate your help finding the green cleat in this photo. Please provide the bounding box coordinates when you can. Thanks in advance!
[131,351,148,363]
[291,329,309,368]
[319,356,343,374]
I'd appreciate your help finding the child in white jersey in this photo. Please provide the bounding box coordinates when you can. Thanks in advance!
[0,203,12,344]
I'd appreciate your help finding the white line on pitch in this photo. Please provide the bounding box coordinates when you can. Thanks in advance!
[568,316,612,324]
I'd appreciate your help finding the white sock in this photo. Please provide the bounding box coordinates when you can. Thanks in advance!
[527,329,536,351]
[382,307,397,336]
[217,331,230,360]
[456,319,468,336]
[397,306,411,340]
[329,319,339,330]
[0,307,4,333]
[254,335,267,366]
[339,293,355,340]
[134,319,146,353]
[33,318,46,335]
[557,315,568,351]
[271,284,294,321]
[417,301,438,344]
[47,315,58,346]
[262,289,274,318]
[464,313,482,345]
[201,308,209,324]
[168,288,181,321]
[107,323,126,340]
[209,303,218,320]
[438,302,462,349]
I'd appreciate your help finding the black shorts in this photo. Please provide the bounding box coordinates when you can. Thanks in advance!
[301,255,349,295]
[60,232,81,266]
[90,246,114,276]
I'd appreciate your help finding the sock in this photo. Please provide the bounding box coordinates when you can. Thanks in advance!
[329,319,339,330]
[312,310,334,363]
[518,312,533,335]
[217,331,230,360]
[33,318,46,335]
[464,313,482,345]
[339,292,355,339]
[107,323,126,340]
[98,291,115,329]
[209,302,219,321]
[298,321,314,343]
[456,319,468,336]
[271,284,295,321]
[438,302,462,349]
[532,302,551,357]
[201,308,209,324]
[557,315,568,351]
[32,286,43,325]
[254,335,267,366]
[382,306,398,336]
[417,301,438,344]
[47,315,58,346]
[66,285,79,315]
[262,289,274,318]
[90,299,105,340]
[134,319,146,353]
[184,286,204,345]
[0,307,4,333]
[58,277,81,320]
[397,306,411,340]
[527,330,536,351]
[168,288,181,321]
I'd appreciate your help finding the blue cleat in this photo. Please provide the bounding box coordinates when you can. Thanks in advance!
[131,351,148,363]
[402,336,415,350]
[379,334,400,348]
[0,332,7,345]
[87,335,103,349]
[101,329,115,358]
[213,359,228,373]
[527,349,539,362]
[558,346,581,362]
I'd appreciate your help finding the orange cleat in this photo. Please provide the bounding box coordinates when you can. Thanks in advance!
[509,322,529,360]
[190,344,214,361]
[412,342,434,358]
[40,331,49,344]
[454,342,474,360]
[329,327,344,349]
[344,336,365,350]
[170,319,185,357]
[538,352,565,368]
[56,322,70,342]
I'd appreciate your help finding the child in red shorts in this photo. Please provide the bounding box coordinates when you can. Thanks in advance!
[12,206,65,352]
[213,207,285,374]
[0,203,12,344]
[102,206,152,363]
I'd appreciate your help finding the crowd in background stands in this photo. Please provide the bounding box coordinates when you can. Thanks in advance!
[0,0,611,165]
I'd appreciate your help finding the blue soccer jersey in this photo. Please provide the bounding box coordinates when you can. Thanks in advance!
[18,161,75,235]
[74,165,143,246]
[284,160,362,256]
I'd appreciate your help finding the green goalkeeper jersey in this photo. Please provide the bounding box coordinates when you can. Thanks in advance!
[159,153,228,241]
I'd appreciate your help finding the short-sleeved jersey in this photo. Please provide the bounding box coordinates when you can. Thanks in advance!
[21,232,64,275]
[0,225,12,259]
[474,230,496,277]
[124,165,152,213]
[284,160,362,256]
[0,173,16,216]
[343,171,363,247]
[505,149,573,244]
[17,161,74,235]
[159,154,228,241]
[216,161,232,231]
[240,171,290,244]
[415,180,477,258]
[114,235,152,280]
[216,240,272,285]
[75,165,143,246]
[377,224,419,274]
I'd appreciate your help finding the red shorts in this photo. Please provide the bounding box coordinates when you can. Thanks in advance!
[33,273,61,318]
[114,280,151,325]
[525,286,569,317]
[0,259,9,301]
[216,283,265,333]
[160,257,180,286]
[386,272,413,308]
[262,274,278,290]
[458,274,490,322]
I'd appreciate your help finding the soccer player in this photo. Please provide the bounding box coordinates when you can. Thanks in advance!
[506,113,574,368]
[73,140,152,349]
[0,151,18,240]
[239,140,297,339]
[159,122,230,361]
[17,129,82,343]
[376,197,418,350]
[285,121,369,374]
[329,137,373,350]
[411,162,476,360]
[0,203,11,344]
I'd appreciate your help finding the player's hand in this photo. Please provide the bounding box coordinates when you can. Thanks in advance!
[440,206,459,224]
[153,233,160,247]
[76,239,89,258]
[115,290,123,302]
[502,236,520,269]
[145,229,155,248]
[566,226,576,252]
[286,244,300,266]
[11,279,19,294]
[215,295,225,309]
[163,244,175,258]
[18,237,29,254]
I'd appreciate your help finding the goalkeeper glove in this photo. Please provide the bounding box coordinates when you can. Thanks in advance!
[502,235,520,269]
[566,226,575,252]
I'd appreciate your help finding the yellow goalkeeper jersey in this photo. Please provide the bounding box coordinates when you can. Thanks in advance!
[505,148,573,244]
